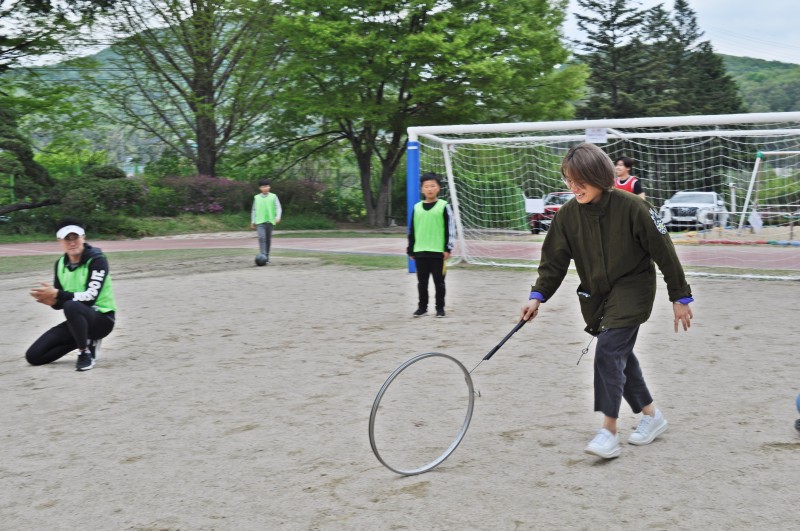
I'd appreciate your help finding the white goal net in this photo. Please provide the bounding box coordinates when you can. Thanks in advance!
[407,112,800,279]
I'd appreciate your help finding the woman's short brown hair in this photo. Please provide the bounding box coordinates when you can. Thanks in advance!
[561,143,615,190]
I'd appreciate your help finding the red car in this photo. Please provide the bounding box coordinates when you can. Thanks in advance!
[529,191,574,234]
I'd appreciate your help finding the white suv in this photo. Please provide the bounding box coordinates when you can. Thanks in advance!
[659,191,729,231]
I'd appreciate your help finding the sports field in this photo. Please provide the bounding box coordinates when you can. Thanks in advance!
[1,241,798,529]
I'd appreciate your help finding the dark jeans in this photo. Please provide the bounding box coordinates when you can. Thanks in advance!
[26,301,115,366]
[414,255,446,311]
[593,326,653,418]
[256,222,274,257]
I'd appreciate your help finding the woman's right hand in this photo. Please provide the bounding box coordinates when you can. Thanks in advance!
[520,299,541,322]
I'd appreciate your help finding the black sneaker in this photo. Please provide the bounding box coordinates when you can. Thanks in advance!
[76,351,95,371]
[436,309,446,318]
[413,309,428,317]
[88,338,102,360]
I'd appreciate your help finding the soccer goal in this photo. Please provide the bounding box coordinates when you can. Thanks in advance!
[407,112,800,279]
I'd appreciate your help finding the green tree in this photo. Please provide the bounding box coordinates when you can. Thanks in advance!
[0,0,116,74]
[574,0,646,119]
[634,3,680,115]
[0,106,55,214]
[678,41,744,115]
[86,0,284,178]
[575,0,743,118]
[661,0,743,115]
[1,0,120,215]
[268,0,587,226]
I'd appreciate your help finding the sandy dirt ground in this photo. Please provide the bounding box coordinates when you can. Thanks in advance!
[1,252,798,530]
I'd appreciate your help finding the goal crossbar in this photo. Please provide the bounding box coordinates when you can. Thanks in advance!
[408,112,800,141]
[407,112,800,279]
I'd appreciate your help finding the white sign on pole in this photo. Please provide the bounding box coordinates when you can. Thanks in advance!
[525,198,545,214]
[585,128,608,144]
[748,210,763,233]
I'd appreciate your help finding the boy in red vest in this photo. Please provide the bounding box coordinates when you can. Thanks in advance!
[614,156,645,199]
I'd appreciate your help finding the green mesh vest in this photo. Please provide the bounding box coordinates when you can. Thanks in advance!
[413,199,447,253]
[56,256,117,313]
[253,193,278,224]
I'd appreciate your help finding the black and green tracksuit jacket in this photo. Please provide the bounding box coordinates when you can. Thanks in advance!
[531,189,691,335]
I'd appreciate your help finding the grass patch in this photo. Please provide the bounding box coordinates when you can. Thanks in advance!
[0,213,404,244]
[0,254,56,274]
[0,233,53,244]
[0,248,407,275]
[125,214,251,236]
[0,248,255,275]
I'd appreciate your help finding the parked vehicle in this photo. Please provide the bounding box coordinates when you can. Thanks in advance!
[659,191,729,231]
[529,191,574,234]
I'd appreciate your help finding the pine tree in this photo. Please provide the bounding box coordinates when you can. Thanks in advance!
[574,0,744,118]
[667,0,744,115]
[636,4,680,115]
[573,0,648,118]
[682,42,745,114]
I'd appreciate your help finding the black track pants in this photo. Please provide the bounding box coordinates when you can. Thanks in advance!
[26,301,115,366]
[414,256,446,311]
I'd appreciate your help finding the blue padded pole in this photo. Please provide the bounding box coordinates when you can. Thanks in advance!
[406,140,420,273]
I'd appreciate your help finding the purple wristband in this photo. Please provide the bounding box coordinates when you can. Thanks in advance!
[675,297,694,304]
[529,292,545,301]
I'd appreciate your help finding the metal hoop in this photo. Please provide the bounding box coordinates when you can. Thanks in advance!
[368,352,475,476]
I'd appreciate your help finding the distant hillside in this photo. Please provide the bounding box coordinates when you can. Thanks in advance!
[721,55,800,112]
[20,50,800,116]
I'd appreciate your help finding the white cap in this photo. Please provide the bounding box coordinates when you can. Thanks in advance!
[56,225,85,239]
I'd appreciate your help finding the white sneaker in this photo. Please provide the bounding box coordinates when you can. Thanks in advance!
[585,428,621,459]
[627,409,668,445]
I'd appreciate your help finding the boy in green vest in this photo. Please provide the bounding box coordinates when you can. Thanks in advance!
[407,172,455,318]
[250,178,282,264]
[27,218,117,371]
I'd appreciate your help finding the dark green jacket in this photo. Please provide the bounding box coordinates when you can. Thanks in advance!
[532,189,691,335]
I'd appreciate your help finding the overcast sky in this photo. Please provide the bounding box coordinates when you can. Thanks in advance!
[565,0,799,64]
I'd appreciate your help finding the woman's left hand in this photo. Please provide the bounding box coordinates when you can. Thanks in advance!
[673,302,693,332]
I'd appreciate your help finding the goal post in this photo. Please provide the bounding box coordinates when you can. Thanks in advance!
[738,150,800,233]
[407,112,800,278]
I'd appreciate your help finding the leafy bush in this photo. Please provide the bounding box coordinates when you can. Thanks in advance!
[0,209,58,235]
[82,213,145,238]
[141,185,180,216]
[98,179,146,212]
[319,186,366,222]
[275,179,326,214]
[88,164,127,180]
[143,152,196,179]
[58,177,146,216]
[116,212,250,237]
[158,175,252,214]
[35,148,107,180]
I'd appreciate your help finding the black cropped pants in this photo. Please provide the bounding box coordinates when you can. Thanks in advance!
[593,325,653,418]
